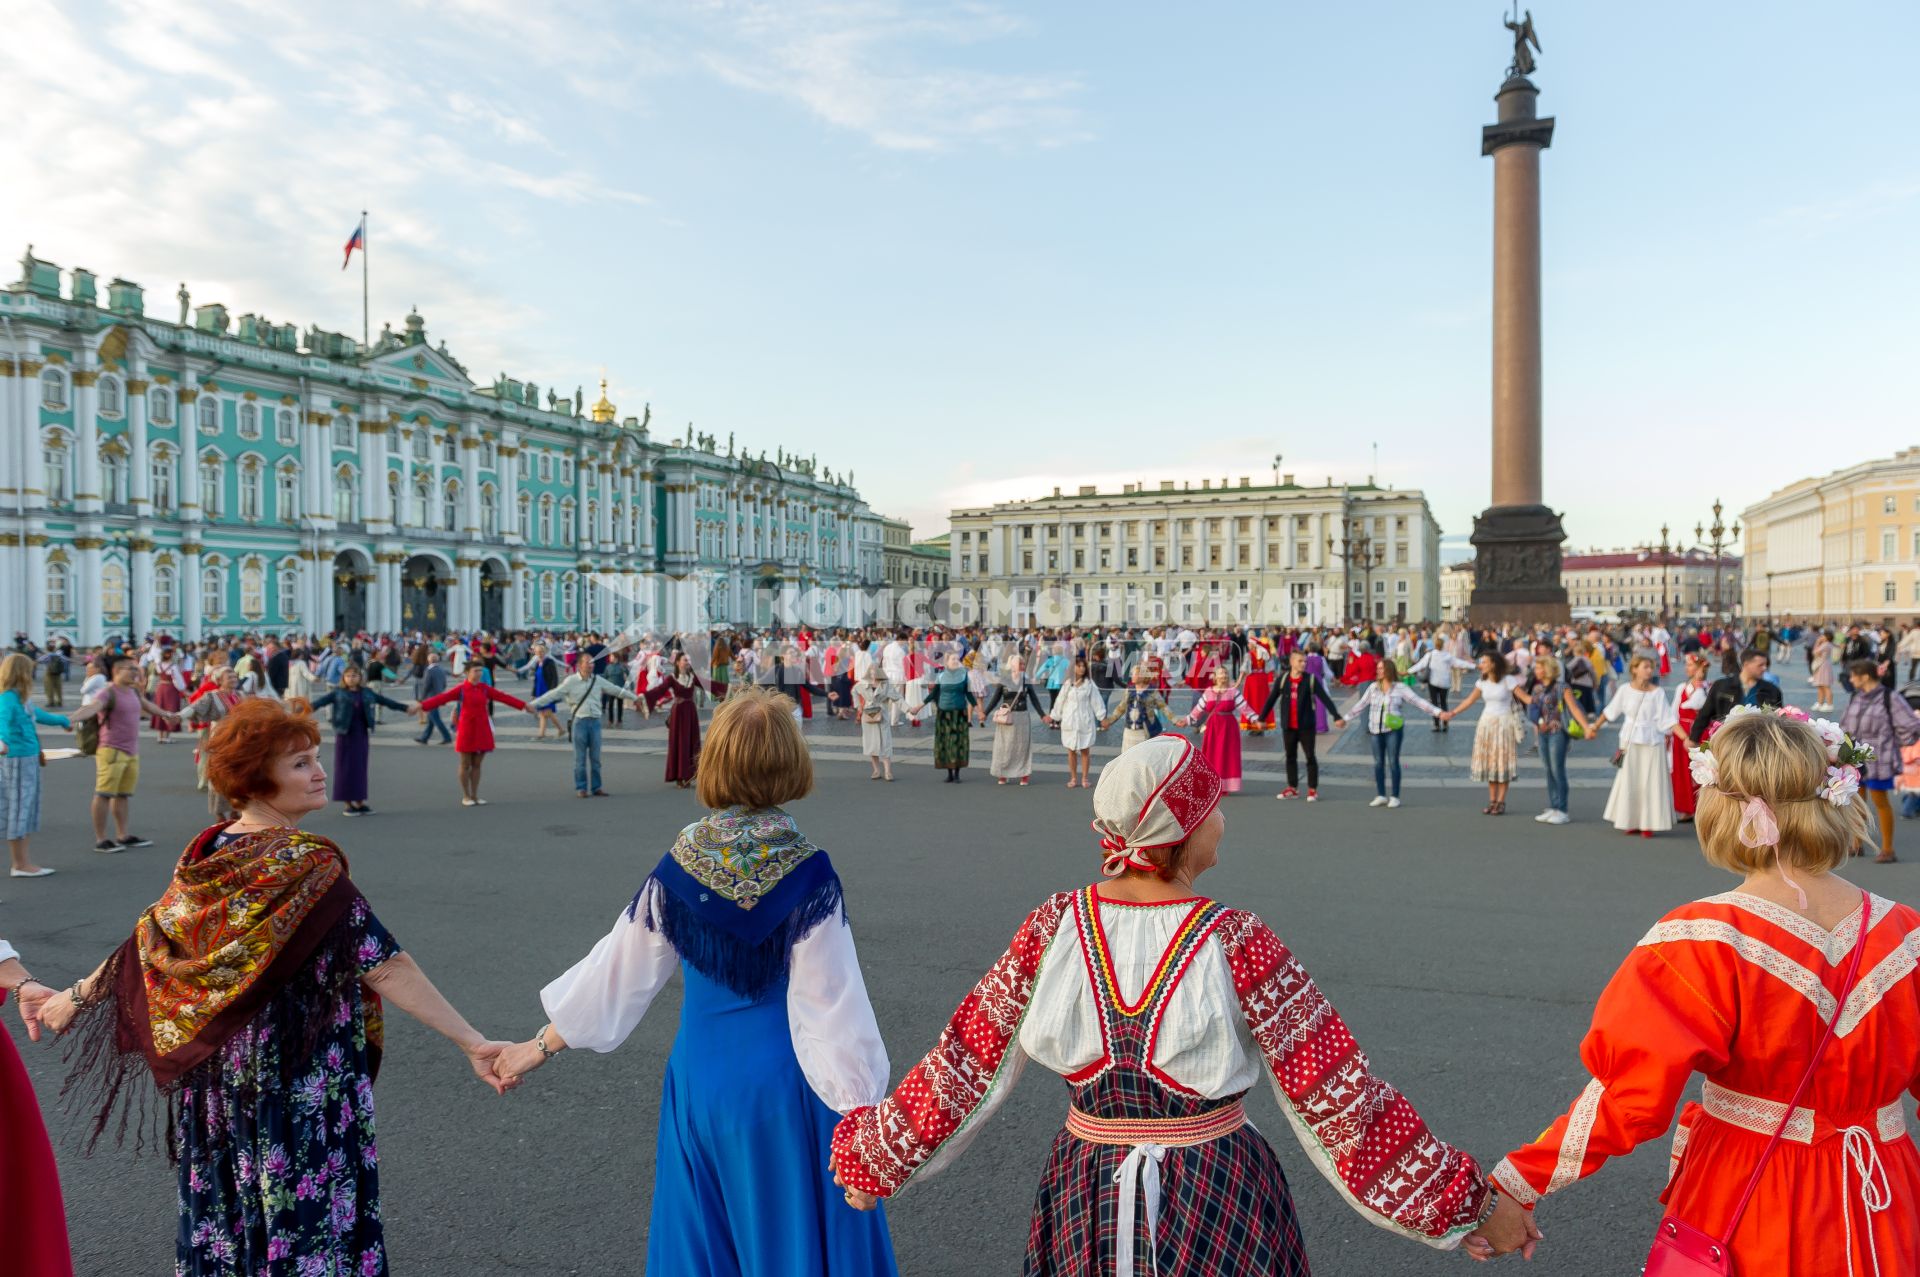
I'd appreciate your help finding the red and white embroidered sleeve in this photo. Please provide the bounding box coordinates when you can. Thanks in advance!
[830,892,1072,1198]
[1219,910,1491,1248]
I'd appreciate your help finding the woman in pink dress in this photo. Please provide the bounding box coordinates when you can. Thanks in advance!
[1176,666,1255,793]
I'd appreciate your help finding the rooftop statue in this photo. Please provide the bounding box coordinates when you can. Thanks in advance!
[176,280,190,325]
[1504,6,1541,77]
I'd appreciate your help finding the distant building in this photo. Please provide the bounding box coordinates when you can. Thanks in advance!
[948,474,1442,626]
[1561,548,1741,620]
[1441,561,1475,623]
[880,516,914,590]
[908,533,950,593]
[1743,447,1920,622]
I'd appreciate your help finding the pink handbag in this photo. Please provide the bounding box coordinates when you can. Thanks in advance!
[1642,890,1871,1276]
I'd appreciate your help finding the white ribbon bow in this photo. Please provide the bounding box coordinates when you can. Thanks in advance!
[1113,1142,1167,1277]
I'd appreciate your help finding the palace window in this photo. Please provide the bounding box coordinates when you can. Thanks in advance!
[561,572,577,616]
[276,465,299,521]
[45,562,70,617]
[443,479,460,532]
[539,572,555,618]
[538,453,552,483]
[481,485,498,538]
[560,498,576,539]
[198,395,219,434]
[148,387,173,424]
[333,415,356,451]
[538,495,554,544]
[101,561,128,616]
[387,470,401,518]
[518,493,531,540]
[443,435,458,464]
[275,408,297,445]
[412,431,429,461]
[239,459,263,520]
[587,501,598,536]
[413,474,432,528]
[333,467,358,523]
[154,564,178,619]
[1884,530,1897,560]
[1886,496,1899,515]
[562,458,574,485]
[279,563,299,620]
[1887,580,1899,604]
[101,446,129,504]
[39,367,67,409]
[202,565,224,621]
[200,456,223,515]
[150,448,175,513]
[237,402,261,440]
[240,561,266,620]
[98,375,124,417]
[480,438,496,467]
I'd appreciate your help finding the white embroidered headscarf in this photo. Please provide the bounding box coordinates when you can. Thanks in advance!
[1090,736,1224,877]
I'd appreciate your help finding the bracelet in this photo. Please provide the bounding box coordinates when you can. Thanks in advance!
[2,973,38,995]
[535,1024,558,1060]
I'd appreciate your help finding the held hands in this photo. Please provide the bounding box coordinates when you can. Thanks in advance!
[15,982,57,1041]
[463,1039,521,1096]
[831,1164,879,1212]
[33,988,79,1039]
[491,1037,551,1084]
[1462,1193,1543,1262]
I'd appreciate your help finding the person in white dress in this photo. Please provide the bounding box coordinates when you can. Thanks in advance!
[1593,655,1682,837]
[1043,656,1106,788]
[853,667,900,781]
[1442,652,1525,815]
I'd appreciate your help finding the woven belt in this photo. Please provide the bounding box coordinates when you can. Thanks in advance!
[1066,1102,1248,1277]
[1701,1080,1907,1145]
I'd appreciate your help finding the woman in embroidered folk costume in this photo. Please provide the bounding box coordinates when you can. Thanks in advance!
[1483,708,1920,1274]
[1175,664,1256,793]
[926,650,978,782]
[33,697,513,1277]
[830,735,1494,1276]
[660,650,703,788]
[492,686,897,1276]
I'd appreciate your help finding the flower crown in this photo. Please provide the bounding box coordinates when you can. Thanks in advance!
[1686,703,1875,811]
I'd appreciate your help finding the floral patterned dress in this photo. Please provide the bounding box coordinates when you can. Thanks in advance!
[173,895,399,1277]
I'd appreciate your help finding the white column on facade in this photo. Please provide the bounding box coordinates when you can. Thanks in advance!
[73,366,101,513]
[127,361,151,512]
[359,418,386,530]
[75,538,102,644]
[182,543,203,641]
[597,464,614,546]
[131,537,154,640]
[24,536,48,641]
[462,430,481,540]
[305,409,328,525]
[176,391,202,524]
[724,487,740,561]
[638,467,656,563]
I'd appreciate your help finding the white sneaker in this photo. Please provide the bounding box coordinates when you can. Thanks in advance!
[461,798,477,807]
[1534,810,1554,823]
[1546,810,1571,825]
[1387,797,1401,809]
[1369,796,1389,808]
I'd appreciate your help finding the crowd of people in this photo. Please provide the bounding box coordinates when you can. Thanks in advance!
[3,614,1920,1267]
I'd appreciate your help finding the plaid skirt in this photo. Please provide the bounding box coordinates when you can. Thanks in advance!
[1025,1123,1308,1275]
[0,756,42,839]
[934,708,971,769]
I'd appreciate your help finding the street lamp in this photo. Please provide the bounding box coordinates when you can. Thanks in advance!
[1328,517,1385,623]
[1696,499,1742,623]
[1766,570,1775,625]
[1658,523,1672,621]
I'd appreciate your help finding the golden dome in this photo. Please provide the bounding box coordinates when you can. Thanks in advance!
[589,378,616,423]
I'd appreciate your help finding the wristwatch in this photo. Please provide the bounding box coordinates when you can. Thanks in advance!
[535,1025,557,1060]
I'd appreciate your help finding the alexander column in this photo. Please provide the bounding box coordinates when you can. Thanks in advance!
[1469,9,1569,624]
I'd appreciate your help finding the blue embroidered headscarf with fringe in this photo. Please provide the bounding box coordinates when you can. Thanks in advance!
[632,805,844,1001]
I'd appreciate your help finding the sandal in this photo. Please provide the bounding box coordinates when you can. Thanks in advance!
[1876,854,1898,864]
[1492,801,1505,815]
[1483,804,1495,815]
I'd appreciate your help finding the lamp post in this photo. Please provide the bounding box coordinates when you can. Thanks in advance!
[1658,523,1672,622]
[1328,517,1385,623]
[1766,570,1775,626]
[1696,499,1741,624]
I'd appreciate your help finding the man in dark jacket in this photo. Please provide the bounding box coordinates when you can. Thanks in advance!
[414,651,453,744]
[1689,648,1783,742]
[1256,650,1348,801]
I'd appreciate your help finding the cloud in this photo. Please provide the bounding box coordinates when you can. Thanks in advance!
[1765,176,1920,233]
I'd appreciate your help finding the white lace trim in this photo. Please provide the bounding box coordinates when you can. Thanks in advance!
[1640,919,1837,1022]
[1490,1158,1539,1206]
[1547,1078,1606,1194]
[1701,891,1892,964]
[1667,1121,1692,1185]
[1837,931,1920,1038]
[1701,1079,1908,1145]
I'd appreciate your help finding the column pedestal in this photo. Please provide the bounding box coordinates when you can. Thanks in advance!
[1469,504,1569,624]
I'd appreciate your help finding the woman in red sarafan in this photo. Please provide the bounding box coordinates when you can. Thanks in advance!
[1669,650,1712,821]
[416,662,528,806]
[1487,710,1920,1275]
[831,736,1493,1275]
[0,937,73,1277]
[1243,631,1277,733]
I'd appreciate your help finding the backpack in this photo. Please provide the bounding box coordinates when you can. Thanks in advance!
[77,686,114,756]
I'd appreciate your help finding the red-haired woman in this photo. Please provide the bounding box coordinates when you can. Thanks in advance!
[26,697,512,1277]
[416,662,529,806]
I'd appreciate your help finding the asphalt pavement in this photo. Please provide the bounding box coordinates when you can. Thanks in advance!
[6,655,1912,1275]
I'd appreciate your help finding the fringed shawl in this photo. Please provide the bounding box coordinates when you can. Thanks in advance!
[631,806,844,1002]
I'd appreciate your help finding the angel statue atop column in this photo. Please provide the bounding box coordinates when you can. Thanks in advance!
[1504,7,1540,77]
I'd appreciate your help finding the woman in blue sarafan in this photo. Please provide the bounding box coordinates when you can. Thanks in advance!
[494,685,898,1276]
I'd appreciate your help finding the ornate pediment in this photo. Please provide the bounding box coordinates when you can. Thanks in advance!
[363,342,472,389]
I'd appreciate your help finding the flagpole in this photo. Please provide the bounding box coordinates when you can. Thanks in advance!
[360,210,369,350]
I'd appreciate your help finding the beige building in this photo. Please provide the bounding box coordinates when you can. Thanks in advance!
[1441,561,1476,622]
[908,534,949,593]
[1743,448,1920,623]
[947,475,1442,626]
[879,515,914,590]
[1562,549,1741,620]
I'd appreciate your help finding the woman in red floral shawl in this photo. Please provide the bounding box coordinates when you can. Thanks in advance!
[831,735,1501,1275]
[22,697,515,1277]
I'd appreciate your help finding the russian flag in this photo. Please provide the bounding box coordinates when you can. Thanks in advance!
[342,217,365,270]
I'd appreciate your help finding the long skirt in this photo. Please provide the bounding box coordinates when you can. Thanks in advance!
[829,673,853,716]
[933,707,970,769]
[1469,712,1520,783]
[1604,742,1674,832]
[861,717,893,759]
[332,730,371,803]
[1671,720,1699,816]
[650,966,898,1276]
[1121,726,1151,754]
[151,680,183,730]
[1243,671,1274,727]
[1200,713,1243,792]
[666,700,700,782]
[0,995,72,1277]
[0,754,44,839]
[992,716,1033,778]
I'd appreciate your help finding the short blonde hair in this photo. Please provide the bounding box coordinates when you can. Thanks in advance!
[696,685,814,810]
[1696,713,1868,874]
[1533,654,1560,682]
[0,653,33,700]
[1628,655,1656,675]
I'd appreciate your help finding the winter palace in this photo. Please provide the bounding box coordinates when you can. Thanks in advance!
[0,247,890,644]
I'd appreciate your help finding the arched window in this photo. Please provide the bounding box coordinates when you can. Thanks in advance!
[413,474,432,528]
[481,485,498,538]
[538,495,554,545]
[276,464,299,521]
[148,446,174,513]
[39,367,67,409]
[101,560,128,616]
[333,467,358,523]
[587,500,598,538]
[197,395,219,434]
[100,444,129,504]
[237,402,261,439]
[278,563,300,620]
[46,561,71,617]
[275,408,297,445]
[238,458,263,520]
[240,560,266,620]
[443,479,460,532]
[480,438,496,467]
[538,572,555,618]
[538,453,552,482]
[332,414,355,451]
[201,564,224,621]
[443,434,458,463]
[561,572,577,617]
[154,564,178,619]
[386,470,401,518]
[200,455,224,515]
[517,493,531,540]
[412,431,429,461]
[560,498,576,541]
[42,432,70,504]
[98,375,124,416]
[147,386,173,425]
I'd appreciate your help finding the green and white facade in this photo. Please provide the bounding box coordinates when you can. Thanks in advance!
[0,248,887,643]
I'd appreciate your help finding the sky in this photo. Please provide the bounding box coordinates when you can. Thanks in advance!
[4,0,1916,555]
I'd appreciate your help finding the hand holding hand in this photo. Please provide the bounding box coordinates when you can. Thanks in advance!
[1333,718,1347,730]
[37,989,79,1038]
[492,1039,549,1083]
[463,1040,520,1096]
[1463,1193,1542,1262]
[832,1165,879,1211]
[15,981,55,1041]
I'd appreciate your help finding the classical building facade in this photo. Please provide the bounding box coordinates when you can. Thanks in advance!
[1561,549,1741,621]
[947,475,1442,626]
[908,534,949,593]
[1743,448,1920,623]
[0,249,885,642]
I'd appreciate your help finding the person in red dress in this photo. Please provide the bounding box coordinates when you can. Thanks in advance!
[1175,666,1255,793]
[1669,651,1712,822]
[1,937,75,1277]
[660,652,703,789]
[1242,631,1277,734]
[416,663,528,806]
